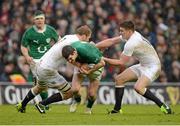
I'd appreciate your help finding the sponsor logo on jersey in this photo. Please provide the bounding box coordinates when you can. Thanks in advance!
[33,40,39,44]
[46,38,51,43]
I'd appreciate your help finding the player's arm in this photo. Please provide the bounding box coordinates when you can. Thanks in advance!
[95,36,122,50]
[80,58,105,74]
[21,45,34,65]
[88,58,105,72]
[103,53,130,66]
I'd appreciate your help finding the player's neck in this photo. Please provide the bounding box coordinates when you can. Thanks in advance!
[34,25,46,33]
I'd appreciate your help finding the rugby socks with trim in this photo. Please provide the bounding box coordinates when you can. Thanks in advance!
[40,93,63,106]
[74,93,81,103]
[87,96,95,108]
[22,89,36,108]
[40,91,48,100]
[114,86,124,111]
[143,88,163,107]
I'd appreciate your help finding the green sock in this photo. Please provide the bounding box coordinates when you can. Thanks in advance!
[87,96,95,108]
[40,91,48,100]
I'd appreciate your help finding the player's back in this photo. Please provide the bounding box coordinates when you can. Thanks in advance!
[71,41,102,64]
[39,34,80,70]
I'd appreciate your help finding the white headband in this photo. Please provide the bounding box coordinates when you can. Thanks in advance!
[34,14,45,19]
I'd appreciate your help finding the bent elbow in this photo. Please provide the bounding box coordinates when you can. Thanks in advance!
[102,60,106,67]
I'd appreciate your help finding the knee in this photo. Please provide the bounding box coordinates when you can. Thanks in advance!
[63,90,73,100]
[32,85,45,94]
[115,76,124,86]
[134,84,144,95]
[72,87,80,94]
[88,89,97,98]
[72,84,81,93]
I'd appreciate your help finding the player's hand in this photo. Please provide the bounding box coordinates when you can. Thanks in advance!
[79,65,92,74]
[79,68,91,74]
[81,64,90,71]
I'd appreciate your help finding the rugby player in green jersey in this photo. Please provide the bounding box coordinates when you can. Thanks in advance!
[19,10,59,111]
[62,41,105,114]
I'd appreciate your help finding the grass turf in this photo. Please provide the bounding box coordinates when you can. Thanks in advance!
[0,104,180,125]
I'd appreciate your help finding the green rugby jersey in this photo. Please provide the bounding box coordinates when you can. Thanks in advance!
[71,41,102,64]
[21,24,58,59]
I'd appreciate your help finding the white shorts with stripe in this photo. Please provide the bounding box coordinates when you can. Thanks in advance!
[36,65,71,93]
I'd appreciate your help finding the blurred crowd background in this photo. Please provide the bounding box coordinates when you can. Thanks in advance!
[0,0,179,84]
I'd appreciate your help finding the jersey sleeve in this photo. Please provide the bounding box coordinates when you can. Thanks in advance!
[21,31,29,47]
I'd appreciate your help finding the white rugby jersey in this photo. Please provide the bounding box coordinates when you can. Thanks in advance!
[122,31,160,66]
[39,35,79,70]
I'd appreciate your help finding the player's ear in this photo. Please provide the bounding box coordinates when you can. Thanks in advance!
[73,50,78,56]
[81,35,87,40]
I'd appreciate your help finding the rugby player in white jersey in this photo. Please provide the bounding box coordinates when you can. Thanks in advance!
[16,25,92,113]
[96,21,172,114]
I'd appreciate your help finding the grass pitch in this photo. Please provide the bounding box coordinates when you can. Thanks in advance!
[0,104,180,125]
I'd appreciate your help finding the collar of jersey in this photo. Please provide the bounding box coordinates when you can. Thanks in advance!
[33,24,47,33]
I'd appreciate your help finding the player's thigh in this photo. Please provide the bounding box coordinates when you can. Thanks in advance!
[133,64,160,94]
[37,67,70,93]
[72,72,84,92]
[134,75,151,94]
[115,67,138,85]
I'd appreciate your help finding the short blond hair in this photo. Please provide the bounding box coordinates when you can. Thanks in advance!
[75,25,92,36]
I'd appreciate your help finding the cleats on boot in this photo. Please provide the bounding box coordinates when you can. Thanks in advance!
[16,102,26,113]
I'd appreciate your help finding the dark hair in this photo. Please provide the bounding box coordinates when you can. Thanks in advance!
[62,45,75,59]
[75,25,92,36]
[34,10,44,17]
[120,21,135,31]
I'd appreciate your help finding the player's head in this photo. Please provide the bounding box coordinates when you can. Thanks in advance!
[62,45,78,64]
[76,25,92,41]
[119,21,135,40]
[33,10,45,29]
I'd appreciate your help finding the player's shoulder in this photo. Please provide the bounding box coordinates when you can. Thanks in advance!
[127,31,141,43]
[63,34,79,41]
[46,24,56,30]
[23,26,34,36]
[131,31,142,39]
[25,26,34,32]
[64,34,76,38]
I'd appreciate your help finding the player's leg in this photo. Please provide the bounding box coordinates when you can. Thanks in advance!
[36,83,72,114]
[35,73,73,113]
[16,84,47,113]
[85,68,103,114]
[69,71,84,112]
[134,69,172,114]
[85,79,99,114]
[31,62,50,110]
[110,67,138,114]
[38,82,72,105]
[33,76,49,110]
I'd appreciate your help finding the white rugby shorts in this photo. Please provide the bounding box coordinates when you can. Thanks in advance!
[130,64,161,82]
[36,65,71,93]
